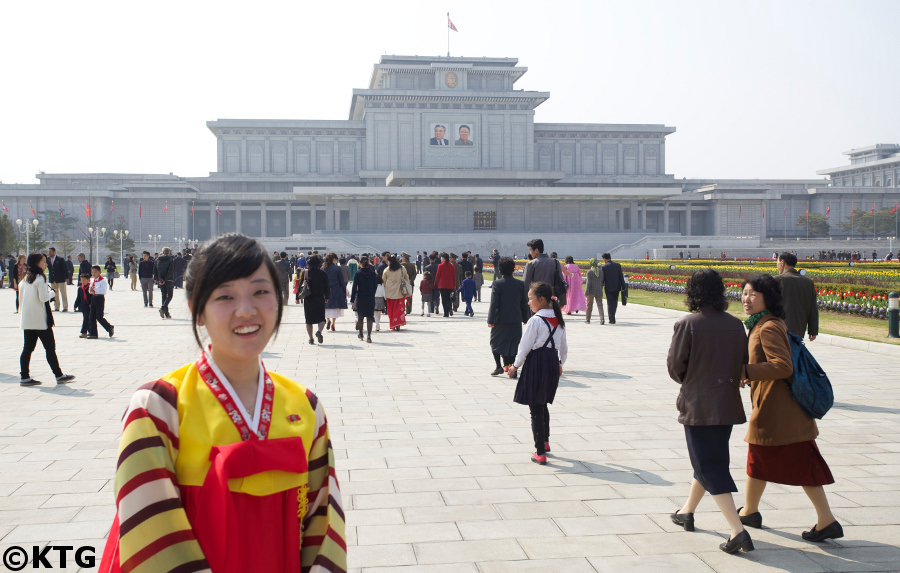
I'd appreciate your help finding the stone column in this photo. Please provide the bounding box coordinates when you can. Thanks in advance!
[640,203,647,230]
[663,203,670,233]
[685,203,692,236]
[235,203,242,235]
[260,205,267,238]
[616,207,624,230]
[629,201,638,230]
[210,204,218,237]
[286,205,293,237]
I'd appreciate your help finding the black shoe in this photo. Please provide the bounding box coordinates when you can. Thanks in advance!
[366,336,372,343]
[737,507,762,529]
[109,325,115,338]
[159,308,166,319]
[801,521,843,542]
[144,304,148,307]
[56,374,76,384]
[165,313,172,319]
[150,303,153,307]
[719,530,754,554]
[490,367,504,376]
[20,378,41,387]
[309,338,315,345]
[79,333,88,338]
[670,510,695,532]
[87,335,99,339]
[316,331,324,344]
[358,332,364,340]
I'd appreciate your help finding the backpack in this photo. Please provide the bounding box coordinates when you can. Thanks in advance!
[786,332,834,419]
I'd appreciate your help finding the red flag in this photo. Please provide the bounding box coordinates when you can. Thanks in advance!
[891,203,898,214]
[851,204,854,216]
[216,202,222,215]
[2,201,9,214]
[825,204,830,217]
[190,201,194,217]
[762,204,765,219]
[738,205,742,219]
[139,202,142,219]
[870,202,876,214]
[58,202,64,218]
[448,16,458,31]
[110,200,114,213]
[30,203,36,217]
[163,201,168,213]
[805,202,809,217]
[85,202,92,217]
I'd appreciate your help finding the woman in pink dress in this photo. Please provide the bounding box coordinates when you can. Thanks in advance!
[561,256,587,314]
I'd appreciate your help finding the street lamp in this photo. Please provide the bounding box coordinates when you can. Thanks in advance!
[15,218,39,254]
[88,226,106,263]
[114,229,129,270]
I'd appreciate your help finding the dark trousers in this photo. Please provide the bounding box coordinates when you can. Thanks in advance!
[464,298,474,315]
[140,277,154,305]
[605,290,620,324]
[160,281,174,314]
[281,280,290,305]
[439,289,453,316]
[89,295,112,336]
[21,329,62,380]
[405,296,413,314]
[79,309,90,334]
[529,404,550,455]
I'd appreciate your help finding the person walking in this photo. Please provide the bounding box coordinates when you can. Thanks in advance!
[73,273,93,338]
[774,252,818,341]
[47,247,69,311]
[17,253,75,386]
[419,270,435,316]
[138,251,155,307]
[381,254,410,331]
[13,254,26,312]
[737,274,842,542]
[401,253,417,315]
[154,247,175,319]
[667,269,753,554]
[584,258,605,324]
[66,255,75,286]
[434,252,456,317]
[274,252,292,305]
[522,239,557,293]
[600,253,626,324]
[87,265,115,339]
[487,257,530,376]
[98,234,346,572]
[105,256,117,290]
[303,254,330,345]
[491,249,501,281]
[127,256,138,291]
[173,252,186,288]
[323,253,347,332]
[450,253,463,313]
[473,253,485,302]
[350,255,377,343]
[457,271,478,316]
[508,282,567,465]
[561,256,586,315]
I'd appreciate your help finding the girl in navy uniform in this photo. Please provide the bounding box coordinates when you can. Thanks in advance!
[508,282,568,465]
[73,274,93,338]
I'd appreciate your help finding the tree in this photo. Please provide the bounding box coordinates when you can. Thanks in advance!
[15,223,48,254]
[38,209,79,243]
[56,232,77,258]
[0,215,16,255]
[839,208,898,237]
[795,213,830,237]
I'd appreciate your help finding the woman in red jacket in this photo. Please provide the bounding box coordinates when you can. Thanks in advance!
[433,252,457,318]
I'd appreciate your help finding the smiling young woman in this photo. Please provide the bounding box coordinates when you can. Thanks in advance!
[99,233,346,573]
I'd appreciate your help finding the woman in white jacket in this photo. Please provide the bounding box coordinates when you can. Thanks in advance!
[18,253,75,387]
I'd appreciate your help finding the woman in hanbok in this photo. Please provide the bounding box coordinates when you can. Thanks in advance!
[561,256,586,314]
[99,233,346,573]
[380,254,409,331]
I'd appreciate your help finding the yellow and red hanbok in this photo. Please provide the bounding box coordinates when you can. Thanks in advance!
[99,353,346,573]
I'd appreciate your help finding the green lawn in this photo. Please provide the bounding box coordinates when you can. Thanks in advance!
[628,289,900,346]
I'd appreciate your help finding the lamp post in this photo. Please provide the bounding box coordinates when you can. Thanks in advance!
[88,226,106,263]
[15,218,39,254]
[114,229,129,270]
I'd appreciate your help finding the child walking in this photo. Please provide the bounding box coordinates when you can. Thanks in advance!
[508,282,568,465]
[457,271,477,316]
[419,271,434,316]
[73,274,92,338]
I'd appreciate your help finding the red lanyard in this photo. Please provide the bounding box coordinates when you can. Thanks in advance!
[196,353,275,441]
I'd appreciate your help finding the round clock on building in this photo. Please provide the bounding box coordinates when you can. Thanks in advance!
[444,71,458,88]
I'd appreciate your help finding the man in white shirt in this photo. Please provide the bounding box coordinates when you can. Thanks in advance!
[88,265,114,338]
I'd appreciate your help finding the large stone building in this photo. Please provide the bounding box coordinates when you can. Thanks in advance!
[1,55,897,257]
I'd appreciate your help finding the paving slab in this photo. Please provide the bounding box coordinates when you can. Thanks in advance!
[1,284,899,571]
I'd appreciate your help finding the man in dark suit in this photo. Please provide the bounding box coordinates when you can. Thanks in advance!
[66,255,75,285]
[274,251,292,304]
[77,253,91,279]
[486,257,530,376]
[601,252,626,324]
[774,252,818,341]
[47,247,69,311]
[429,124,449,146]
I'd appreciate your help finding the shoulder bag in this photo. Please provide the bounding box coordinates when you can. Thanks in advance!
[297,270,311,300]
[787,332,834,419]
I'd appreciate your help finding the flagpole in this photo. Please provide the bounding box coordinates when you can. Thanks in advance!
[447,12,450,57]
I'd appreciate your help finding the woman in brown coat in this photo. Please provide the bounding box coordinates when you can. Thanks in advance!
[666,269,753,554]
[738,274,842,542]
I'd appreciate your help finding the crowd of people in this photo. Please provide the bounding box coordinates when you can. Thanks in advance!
[4,233,845,563]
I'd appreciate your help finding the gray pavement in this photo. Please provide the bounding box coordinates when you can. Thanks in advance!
[1,282,899,572]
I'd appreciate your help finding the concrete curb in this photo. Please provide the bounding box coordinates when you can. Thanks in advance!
[628,302,900,357]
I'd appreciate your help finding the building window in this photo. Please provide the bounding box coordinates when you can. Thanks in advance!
[473,211,497,231]
[624,146,637,175]
[315,209,326,231]
[582,147,595,175]
[272,144,286,173]
[603,148,616,174]
[226,143,240,172]
[539,147,552,171]
[561,148,574,175]
[887,178,893,187]
[249,143,263,173]
[645,147,658,175]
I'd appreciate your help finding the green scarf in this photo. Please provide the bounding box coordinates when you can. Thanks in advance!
[589,258,600,277]
[744,309,770,331]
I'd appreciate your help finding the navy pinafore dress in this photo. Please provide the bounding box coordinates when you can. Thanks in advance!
[513,317,561,406]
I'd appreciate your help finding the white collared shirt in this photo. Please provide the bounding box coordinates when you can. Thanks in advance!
[89,276,108,296]
[204,351,265,434]
[513,308,568,368]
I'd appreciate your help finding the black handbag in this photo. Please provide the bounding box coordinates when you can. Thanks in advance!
[553,261,569,307]
[297,271,311,300]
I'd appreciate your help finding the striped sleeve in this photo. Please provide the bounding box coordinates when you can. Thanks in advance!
[300,390,347,573]
[115,380,210,573]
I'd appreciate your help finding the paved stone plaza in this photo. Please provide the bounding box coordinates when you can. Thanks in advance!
[1,283,899,572]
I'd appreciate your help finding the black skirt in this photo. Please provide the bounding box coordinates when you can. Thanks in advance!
[304,295,326,324]
[490,323,522,357]
[513,346,560,406]
[684,425,737,495]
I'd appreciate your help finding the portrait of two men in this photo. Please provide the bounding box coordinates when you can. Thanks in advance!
[430,124,474,146]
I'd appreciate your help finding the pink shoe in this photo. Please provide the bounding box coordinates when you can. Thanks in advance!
[544,442,551,453]
[531,452,547,465]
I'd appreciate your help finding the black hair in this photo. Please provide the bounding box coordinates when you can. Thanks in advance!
[388,254,401,271]
[529,281,565,328]
[185,233,283,349]
[459,124,470,132]
[307,254,323,270]
[440,252,449,263]
[741,273,785,319]
[339,257,347,265]
[465,270,472,277]
[429,253,437,261]
[423,271,432,280]
[280,251,288,259]
[79,273,91,280]
[550,252,558,259]
[564,255,574,264]
[360,255,370,268]
[91,265,102,273]
[778,252,798,267]
[602,252,611,260]
[462,252,469,259]
[527,238,544,253]
[499,257,515,276]
[685,268,728,312]
[25,253,45,284]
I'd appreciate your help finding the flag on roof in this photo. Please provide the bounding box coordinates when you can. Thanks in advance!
[448,16,458,31]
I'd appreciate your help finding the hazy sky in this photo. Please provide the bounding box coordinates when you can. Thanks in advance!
[1,0,897,184]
